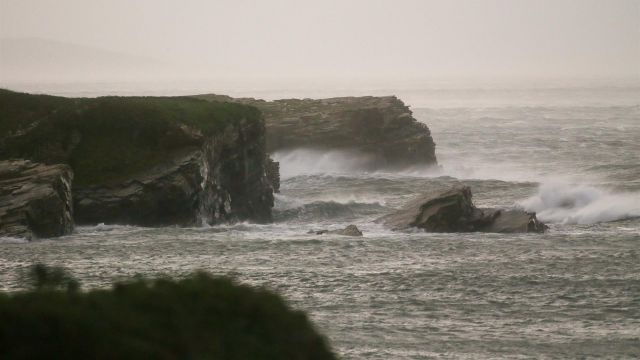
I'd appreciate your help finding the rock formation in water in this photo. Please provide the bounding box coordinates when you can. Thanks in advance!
[0,89,275,227]
[195,94,437,169]
[0,159,74,239]
[377,186,547,233]
[309,224,363,237]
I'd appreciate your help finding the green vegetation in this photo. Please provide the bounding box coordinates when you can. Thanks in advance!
[0,264,336,360]
[23,263,80,292]
[0,89,262,185]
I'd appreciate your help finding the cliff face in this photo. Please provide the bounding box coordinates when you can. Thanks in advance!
[196,118,274,225]
[196,95,437,168]
[0,160,74,239]
[0,90,274,227]
[74,119,273,226]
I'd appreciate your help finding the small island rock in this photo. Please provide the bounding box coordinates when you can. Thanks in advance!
[376,186,547,233]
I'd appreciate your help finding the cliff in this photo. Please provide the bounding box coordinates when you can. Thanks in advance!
[0,89,274,227]
[195,94,437,169]
[0,160,74,239]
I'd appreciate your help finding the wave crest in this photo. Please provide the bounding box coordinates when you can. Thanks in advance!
[520,182,640,224]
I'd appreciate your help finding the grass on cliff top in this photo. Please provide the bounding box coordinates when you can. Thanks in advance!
[0,89,261,186]
[0,264,336,360]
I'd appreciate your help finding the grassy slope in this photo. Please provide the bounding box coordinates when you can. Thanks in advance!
[0,270,336,360]
[0,89,261,186]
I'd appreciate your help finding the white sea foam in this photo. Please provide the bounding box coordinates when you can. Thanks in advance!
[520,182,640,224]
[0,236,28,244]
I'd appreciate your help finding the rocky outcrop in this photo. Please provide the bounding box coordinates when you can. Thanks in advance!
[377,186,547,233]
[0,159,74,239]
[195,95,437,169]
[309,224,363,237]
[1,90,275,227]
[70,117,274,226]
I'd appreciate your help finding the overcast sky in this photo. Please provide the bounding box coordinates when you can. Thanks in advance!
[1,0,638,81]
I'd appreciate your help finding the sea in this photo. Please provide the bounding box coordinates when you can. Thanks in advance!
[1,79,639,359]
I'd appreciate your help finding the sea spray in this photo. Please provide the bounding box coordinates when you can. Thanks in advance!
[272,149,377,178]
[520,182,640,224]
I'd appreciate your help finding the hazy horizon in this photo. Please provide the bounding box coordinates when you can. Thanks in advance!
[1,0,638,85]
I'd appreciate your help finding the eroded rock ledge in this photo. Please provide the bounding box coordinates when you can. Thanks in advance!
[377,186,547,233]
[196,94,437,169]
[0,159,74,239]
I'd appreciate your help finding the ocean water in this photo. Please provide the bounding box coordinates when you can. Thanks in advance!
[1,83,639,358]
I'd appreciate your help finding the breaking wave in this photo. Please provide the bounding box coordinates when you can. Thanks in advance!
[520,182,640,224]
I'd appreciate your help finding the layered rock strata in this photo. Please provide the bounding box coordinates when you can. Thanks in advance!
[196,95,437,169]
[0,159,74,239]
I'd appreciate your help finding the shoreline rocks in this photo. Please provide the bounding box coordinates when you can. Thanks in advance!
[377,186,547,233]
[0,159,74,239]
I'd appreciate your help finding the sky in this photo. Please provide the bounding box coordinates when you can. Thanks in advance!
[1,0,639,82]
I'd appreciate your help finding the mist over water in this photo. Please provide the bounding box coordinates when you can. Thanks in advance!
[2,0,639,356]
[1,83,639,358]
[273,149,379,178]
[272,99,640,226]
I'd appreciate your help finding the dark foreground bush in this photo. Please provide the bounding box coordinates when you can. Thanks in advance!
[0,266,336,360]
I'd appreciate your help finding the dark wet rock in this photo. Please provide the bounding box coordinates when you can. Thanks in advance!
[376,186,547,233]
[0,159,74,239]
[266,157,280,193]
[74,120,274,226]
[195,94,437,169]
[330,224,363,236]
[309,224,363,237]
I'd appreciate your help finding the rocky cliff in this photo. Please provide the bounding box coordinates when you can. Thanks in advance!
[0,160,74,239]
[0,89,274,227]
[195,95,437,169]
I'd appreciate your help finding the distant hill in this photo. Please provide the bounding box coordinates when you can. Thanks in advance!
[0,38,169,82]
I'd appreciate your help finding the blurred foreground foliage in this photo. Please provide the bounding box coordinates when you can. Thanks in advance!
[0,264,336,360]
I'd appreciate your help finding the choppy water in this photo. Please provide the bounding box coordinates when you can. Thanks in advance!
[1,84,639,358]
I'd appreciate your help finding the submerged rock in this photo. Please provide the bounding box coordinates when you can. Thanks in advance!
[195,94,437,169]
[309,224,363,237]
[0,159,74,239]
[377,186,547,233]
